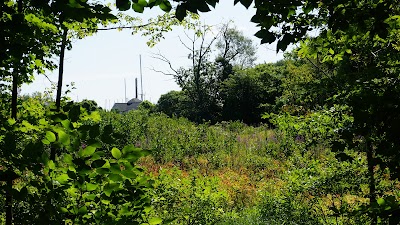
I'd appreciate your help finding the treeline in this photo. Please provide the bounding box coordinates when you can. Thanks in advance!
[151,24,327,125]
[156,56,311,125]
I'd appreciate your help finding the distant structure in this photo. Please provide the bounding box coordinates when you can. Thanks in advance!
[112,55,144,112]
[111,98,142,113]
[111,77,142,113]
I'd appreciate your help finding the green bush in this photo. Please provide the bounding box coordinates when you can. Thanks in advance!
[149,168,230,225]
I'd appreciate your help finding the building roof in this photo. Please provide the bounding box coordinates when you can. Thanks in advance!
[111,98,142,113]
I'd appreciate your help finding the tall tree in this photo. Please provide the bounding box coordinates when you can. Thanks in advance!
[215,22,256,69]
[154,22,258,123]
[221,63,283,124]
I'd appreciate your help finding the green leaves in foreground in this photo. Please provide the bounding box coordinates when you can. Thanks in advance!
[46,133,153,224]
[116,0,172,12]
[111,147,122,159]
[11,103,156,224]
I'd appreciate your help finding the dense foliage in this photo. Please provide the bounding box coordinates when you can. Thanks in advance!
[1,0,400,224]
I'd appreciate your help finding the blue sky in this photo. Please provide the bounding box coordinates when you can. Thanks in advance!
[22,0,284,110]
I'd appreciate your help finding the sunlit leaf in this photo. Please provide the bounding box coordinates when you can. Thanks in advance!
[45,131,56,142]
[111,147,122,159]
[86,183,98,191]
[148,217,163,225]
[55,174,70,184]
[57,130,70,146]
[79,145,96,157]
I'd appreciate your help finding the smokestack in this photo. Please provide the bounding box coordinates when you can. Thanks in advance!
[135,78,138,99]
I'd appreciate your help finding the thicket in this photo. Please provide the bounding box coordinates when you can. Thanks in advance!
[1,0,400,224]
[93,105,399,224]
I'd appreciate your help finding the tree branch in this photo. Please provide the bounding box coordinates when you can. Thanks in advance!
[150,51,179,76]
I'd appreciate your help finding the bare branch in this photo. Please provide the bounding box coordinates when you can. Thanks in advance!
[95,22,154,31]
[149,66,176,76]
[150,50,179,76]
[43,74,56,85]
[178,36,193,52]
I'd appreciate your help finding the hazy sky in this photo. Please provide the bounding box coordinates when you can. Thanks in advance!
[22,0,284,109]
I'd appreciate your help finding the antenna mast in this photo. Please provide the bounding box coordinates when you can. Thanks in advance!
[140,55,143,101]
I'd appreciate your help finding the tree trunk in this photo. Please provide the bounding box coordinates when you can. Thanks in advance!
[6,0,24,223]
[55,27,68,111]
[51,27,68,161]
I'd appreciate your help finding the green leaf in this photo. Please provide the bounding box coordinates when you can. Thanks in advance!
[78,206,88,214]
[86,183,98,191]
[55,174,70,184]
[125,152,141,162]
[109,174,124,182]
[104,183,120,196]
[57,130,70,146]
[193,1,210,12]
[329,48,334,54]
[91,159,106,168]
[159,0,171,12]
[119,205,132,215]
[45,131,56,142]
[175,5,187,21]
[137,0,147,7]
[102,160,111,168]
[111,147,122,159]
[116,0,131,11]
[69,105,81,122]
[147,0,159,7]
[61,119,71,130]
[89,111,101,122]
[149,217,163,225]
[276,34,292,52]
[239,0,252,8]
[122,144,140,155]
[377,198,385,205]
[41,152,49,164]
[48,160,56,170]
[60,207,69,213]
[205,0,217,8]
[79,145,96,157]
[110,163,121,174]
[68,0,84,8]
[132,3,144,12]
[63,154,73,164]
[85,194,97,200]
[101,199,111,204]
[121,169,137,178]
[96,168,110,175]
[89,125,100,139]
[7,118,16,126]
